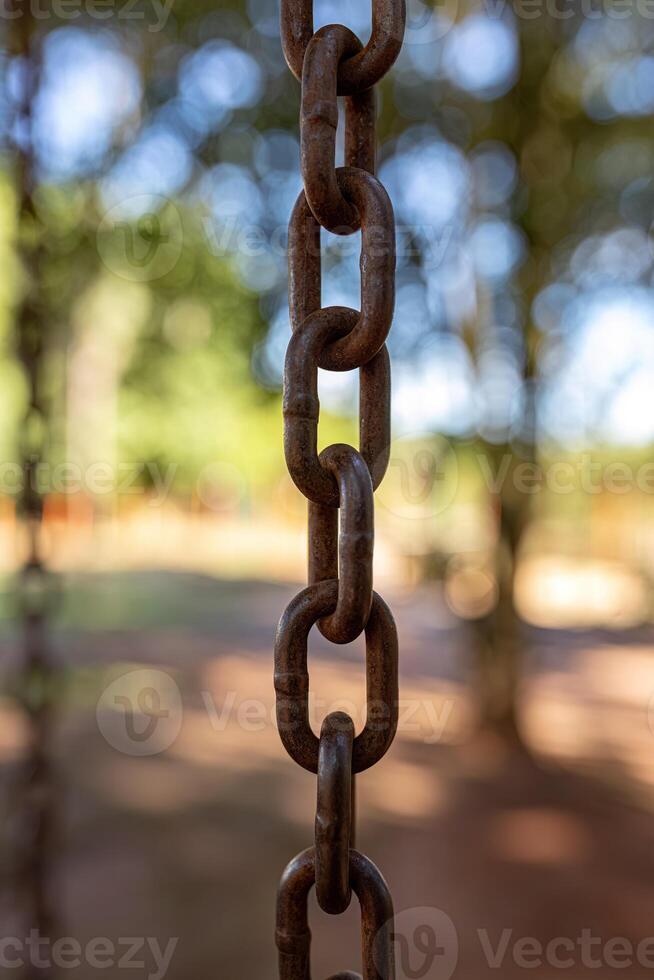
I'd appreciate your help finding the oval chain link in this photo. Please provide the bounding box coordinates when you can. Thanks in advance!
[301,24,376,231]
[308,444,373,644]
[276,848,395,979]
[288,170,396,372]
[275,581,398,773]
[284,314,390,505]
[315,712,354,914]
[281,0,406,94]
[276,0,404,962]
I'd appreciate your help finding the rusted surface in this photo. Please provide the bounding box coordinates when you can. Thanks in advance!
[276,848,395,979]
[301,25,376,231]
[276,0,404,971]
[315,712,354,914]
[274,583,398,774]
[309,445,374,644]
[360,346,391,491]
[284,312,390,504]
[281,0,406,95]
[287,171,395,372]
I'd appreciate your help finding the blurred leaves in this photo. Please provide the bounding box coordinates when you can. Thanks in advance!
[2,0,654,501]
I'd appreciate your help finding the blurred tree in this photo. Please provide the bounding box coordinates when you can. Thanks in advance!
[466,19,561,739]
[2,0,654,733]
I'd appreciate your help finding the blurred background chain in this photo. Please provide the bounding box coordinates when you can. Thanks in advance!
[9,5,59,974]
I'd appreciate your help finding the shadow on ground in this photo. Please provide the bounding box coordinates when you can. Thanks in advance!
[2,570,654,979]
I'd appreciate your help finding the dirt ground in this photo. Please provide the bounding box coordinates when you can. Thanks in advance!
[2,571,654,979]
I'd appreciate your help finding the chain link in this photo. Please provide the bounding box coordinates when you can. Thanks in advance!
[301,26,376,231]
[288,171,395,372]
[281,0,406,94]
[275,582,398,772]
[284,314,391,504]
[276,848,395,980]
[308,444,373,644]
[315,711,354,914]
[275,0,405,973]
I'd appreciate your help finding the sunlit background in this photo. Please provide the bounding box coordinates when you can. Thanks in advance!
[3,0,654,977]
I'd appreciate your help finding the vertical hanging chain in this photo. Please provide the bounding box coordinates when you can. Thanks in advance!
[13,2,46,570]
[275,1,405,975]
[10,5,58,960]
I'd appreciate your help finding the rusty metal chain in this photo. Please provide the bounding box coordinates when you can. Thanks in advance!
[281,0,406,94]
[277,849,395,979]
[275,0,405,974]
